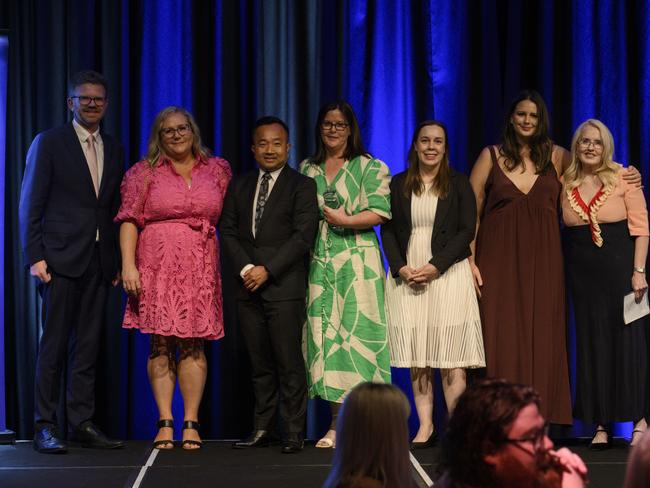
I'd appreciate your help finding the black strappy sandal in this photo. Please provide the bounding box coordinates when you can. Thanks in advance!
[182,420,203,450]
[153,419,174,449]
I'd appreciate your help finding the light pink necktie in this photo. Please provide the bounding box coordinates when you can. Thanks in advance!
[86,134,99,196]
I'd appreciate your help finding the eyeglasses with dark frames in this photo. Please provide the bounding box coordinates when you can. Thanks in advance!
[320,121,349,131]
[503,423,549,451]
[70,96,107,107]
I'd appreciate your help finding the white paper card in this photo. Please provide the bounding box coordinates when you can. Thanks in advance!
[623,292,650,325]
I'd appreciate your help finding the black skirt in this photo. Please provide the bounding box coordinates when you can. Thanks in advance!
[564,220,647,423]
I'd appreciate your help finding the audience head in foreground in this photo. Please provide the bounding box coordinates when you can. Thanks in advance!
[438,378,588,488]
[322,382,412,488]
[624,428,650,488]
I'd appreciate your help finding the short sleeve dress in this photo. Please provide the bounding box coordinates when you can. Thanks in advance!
[300,155,392,402]
[115,156,232,340]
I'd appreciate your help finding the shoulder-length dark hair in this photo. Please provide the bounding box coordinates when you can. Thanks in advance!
[310,100,370,164]
[441,379,540,488]
[403,120,451,199]
[145,106,211,167]
[500,89,554,174]
[322,382,412,488]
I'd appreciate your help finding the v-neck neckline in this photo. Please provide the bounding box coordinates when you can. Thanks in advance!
[495,162,540,196]
[324,159,347,187]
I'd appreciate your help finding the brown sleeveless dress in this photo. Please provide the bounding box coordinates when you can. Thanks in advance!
[475,147,572,424]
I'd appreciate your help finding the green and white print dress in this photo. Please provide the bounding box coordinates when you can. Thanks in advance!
[300,155,392,403]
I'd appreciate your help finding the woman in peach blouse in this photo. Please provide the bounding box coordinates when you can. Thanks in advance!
[562,119,648,449]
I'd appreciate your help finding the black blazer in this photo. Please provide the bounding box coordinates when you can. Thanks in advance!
[219,164,319,301]
[19,123,125,279]
[380,169,476,278]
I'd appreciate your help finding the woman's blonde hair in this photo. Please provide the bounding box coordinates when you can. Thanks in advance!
[563,119,618,191]
[145,106,211,167]
[322,382,412,488]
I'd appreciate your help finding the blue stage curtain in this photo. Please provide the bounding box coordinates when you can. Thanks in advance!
[3,0,650,441]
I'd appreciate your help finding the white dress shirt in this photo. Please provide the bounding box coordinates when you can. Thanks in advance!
[240,165,285,277]
[72,119,104,240]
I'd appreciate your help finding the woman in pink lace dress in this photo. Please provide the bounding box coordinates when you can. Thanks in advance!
[115,106,231,450]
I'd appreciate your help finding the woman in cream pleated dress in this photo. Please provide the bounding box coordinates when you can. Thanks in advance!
[381,120,485,447]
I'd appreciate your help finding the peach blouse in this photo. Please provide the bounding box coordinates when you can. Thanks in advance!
[561,165,649,246]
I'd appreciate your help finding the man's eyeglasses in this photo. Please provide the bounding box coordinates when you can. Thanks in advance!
[70,96,107,107]
[320,121,349,131]
[503,423,549,451]
[160,124,192,139]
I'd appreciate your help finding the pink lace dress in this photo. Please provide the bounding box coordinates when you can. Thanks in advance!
[115,156,232,340]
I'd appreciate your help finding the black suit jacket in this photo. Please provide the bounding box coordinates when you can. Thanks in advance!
[381,169,476,278]
[219,164,319,301]
[19,123,125,279]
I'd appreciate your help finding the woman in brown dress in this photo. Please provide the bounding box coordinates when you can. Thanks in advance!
[469,91,640,425]
[470,90,567,424]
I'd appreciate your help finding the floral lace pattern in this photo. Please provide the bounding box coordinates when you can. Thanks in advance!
[115,156,232,339]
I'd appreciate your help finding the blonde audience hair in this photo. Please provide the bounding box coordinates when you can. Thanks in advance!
[145,106,211,167]
[624,429,650,488]
[563,119,619,191]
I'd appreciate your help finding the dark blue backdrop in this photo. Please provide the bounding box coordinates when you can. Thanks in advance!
[2,0,650,441]
[0,33,8,433]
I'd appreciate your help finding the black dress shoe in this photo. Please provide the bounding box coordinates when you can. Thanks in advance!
[233,430,271,449]
[70,421,125,449]
[33,425,67,454]
[410,430,437,450]
[281,434,304,454]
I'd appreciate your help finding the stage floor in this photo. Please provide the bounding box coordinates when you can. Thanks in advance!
[0,438,631,487]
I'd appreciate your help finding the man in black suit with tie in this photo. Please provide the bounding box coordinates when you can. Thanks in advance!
[19,70,125,453]
[220,116,318,454]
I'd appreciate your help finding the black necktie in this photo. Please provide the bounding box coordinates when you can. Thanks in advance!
[254,172,271,234]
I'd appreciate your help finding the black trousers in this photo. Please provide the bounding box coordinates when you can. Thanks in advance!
[34,245,108,430]
[237,296,307,435]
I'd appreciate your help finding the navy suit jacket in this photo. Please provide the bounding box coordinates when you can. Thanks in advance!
[219,164,318,301]
[19,123,125,279]
[381,169,477,278]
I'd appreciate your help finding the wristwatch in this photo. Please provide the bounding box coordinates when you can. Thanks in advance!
[634,266,646,274]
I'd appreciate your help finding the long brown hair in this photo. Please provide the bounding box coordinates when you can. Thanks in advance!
[309,100,370,164]
[403,120,451,199]
[145,106,211,167]
[500,90,554,174]
[323,382,412,488]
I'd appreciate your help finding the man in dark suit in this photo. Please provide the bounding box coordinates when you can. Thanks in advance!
[19,70,125,453]
[220,116,318,454]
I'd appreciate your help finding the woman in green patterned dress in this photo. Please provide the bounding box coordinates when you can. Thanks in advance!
[300,101,392,448]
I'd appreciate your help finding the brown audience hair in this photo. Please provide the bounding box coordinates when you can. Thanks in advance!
[322,382,412,488]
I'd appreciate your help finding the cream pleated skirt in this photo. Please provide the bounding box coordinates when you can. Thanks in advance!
[385,189,485,369]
